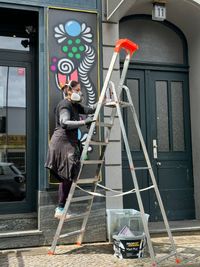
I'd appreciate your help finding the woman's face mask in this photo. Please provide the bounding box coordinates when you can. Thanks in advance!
[71,91,83,102]
[70,84,83,102]
[63,83,83,102]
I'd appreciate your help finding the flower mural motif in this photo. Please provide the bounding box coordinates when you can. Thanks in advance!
[50,20,96,106]
[81,22,93,43]
[54,24,67,43]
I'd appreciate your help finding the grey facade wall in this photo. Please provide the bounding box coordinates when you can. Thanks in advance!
[101,2,122,209]
[1,0,98,9]
[0,0,107,249]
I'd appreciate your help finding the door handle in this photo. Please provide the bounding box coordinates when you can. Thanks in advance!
[157,161,161,166]
[153,139,158,159]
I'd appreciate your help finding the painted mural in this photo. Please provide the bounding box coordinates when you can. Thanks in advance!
[48,8,98,183]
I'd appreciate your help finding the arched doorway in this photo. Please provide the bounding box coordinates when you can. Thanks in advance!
[120,15,195,221]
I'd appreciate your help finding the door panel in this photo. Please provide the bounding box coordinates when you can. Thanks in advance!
[122,68,195,221]
[149,71,194,220]
[122,69,150,213]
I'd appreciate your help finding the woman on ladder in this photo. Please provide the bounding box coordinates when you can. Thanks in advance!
[45,80,96,218]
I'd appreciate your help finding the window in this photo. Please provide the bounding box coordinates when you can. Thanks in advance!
[0,66,26,202]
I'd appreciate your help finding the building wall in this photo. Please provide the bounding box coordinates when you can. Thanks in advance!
[0,0,108,249]
[101,0,200,220]
[101,1,122,209]
[158,0,200,219]
[1,0,98,9]
[187,28,200,219]
[1,0,200,250]
[37,0,108,246]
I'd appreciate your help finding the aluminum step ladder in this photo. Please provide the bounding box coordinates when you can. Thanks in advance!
[48,39,180,266]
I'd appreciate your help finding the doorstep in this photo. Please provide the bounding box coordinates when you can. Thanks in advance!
[149,219,200,235]
[0,229,43,238]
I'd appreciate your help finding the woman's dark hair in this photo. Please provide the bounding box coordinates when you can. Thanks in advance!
[61,80,79,91]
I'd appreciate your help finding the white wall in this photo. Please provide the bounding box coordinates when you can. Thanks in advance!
[166,0,200,219]
[187,36,200,218]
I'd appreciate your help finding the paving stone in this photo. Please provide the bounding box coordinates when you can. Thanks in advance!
[0,235,200,266]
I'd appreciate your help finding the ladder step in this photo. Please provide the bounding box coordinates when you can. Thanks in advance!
[81,160,104,165]
[134,167,151,170]
[59,229,84,239]
[119,101,132,107]
[71,196,93,202]
[89,140,108,146]
[77,178,99,184]
[96,122,113,128]
[66,211,90,222]
[104,101,117,108]
[104,101,131,108]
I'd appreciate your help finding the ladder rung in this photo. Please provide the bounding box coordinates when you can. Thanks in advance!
[59,229,84,239]
[66,211,90,221]
[119,101,132,107]
[104,101,131,108]
[77,178,99,184]
[134,167,151,170]
[89,140,108,146]
[96,122,113,128]
[71,196,93,202]
[81,160,104,165]
[104,101,117,108]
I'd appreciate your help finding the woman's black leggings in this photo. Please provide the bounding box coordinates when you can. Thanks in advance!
[58,179,73,208]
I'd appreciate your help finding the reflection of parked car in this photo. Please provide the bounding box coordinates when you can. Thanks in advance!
[0,162,26,201]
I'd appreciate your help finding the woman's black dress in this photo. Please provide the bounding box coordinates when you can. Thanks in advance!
[45,99,94,182]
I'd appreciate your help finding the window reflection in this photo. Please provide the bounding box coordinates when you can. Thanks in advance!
[127,79,140,151]
[0,36,30,51]
[156,81,169,151]
[171,81,185,151]
[0,66,26,202]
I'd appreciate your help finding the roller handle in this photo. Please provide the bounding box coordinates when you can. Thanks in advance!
[114,39,139,56]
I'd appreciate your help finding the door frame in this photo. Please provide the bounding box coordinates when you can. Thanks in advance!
[0,19,38,213]
[0,57,37,214]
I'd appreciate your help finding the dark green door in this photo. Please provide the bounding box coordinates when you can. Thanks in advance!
[122,68,195,221]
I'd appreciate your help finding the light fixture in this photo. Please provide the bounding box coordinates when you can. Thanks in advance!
[152,0,167,21]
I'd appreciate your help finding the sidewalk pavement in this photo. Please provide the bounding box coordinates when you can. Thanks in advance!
[0,235,200,267]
